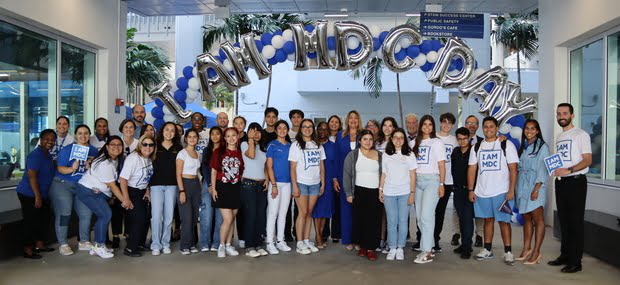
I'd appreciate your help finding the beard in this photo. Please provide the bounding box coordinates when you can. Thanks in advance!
[557,117,571,127]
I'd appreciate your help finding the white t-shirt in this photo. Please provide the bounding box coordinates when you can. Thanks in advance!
[38,133,74,160]
[241,141,267,180]
[122,138,138,156]
[89,135,107,150]
[355,153,380,188]
[414,138,446,174]
[196,129,210,155]
[375,141,388,153]
[382,151,418,196]
[288,130,298,142]
[120,152,153,190]
[288,141,326,185]
[555,127,592,176]
[79,159,118,197]
[468,139,519,197]
[176,148,201,176]
[438,134,457,185]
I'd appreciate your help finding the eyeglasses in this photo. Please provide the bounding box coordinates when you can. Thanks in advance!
[301,125,313,129]
[108,143,123,147]
[465,122,479,126]
[392,136,405,140]
[142,143,155,147]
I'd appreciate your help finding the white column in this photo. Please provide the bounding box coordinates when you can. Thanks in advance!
[175,15,205,77]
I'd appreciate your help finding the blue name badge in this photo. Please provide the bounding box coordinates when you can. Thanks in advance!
[544,154,564,176]
[69,144,90,161]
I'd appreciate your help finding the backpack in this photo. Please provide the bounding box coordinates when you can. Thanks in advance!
[474,139,507,156]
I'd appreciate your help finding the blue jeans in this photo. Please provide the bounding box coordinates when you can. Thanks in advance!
[199,182,223,248]
[415,174,440,253]
[75,184,111,245]
[297,183,320,196]
[384,194,410,249]
[150,185,177,250]
[49,178,93,245]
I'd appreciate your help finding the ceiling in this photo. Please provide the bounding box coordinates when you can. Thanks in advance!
[125,0,538,16]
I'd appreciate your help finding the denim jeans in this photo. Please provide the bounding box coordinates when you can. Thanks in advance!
[415,174,440,253]
[199,182,222,248]
[75,184,111,245]
[49,178,93,245]
[150,185,177,250]
[384,194,410,249]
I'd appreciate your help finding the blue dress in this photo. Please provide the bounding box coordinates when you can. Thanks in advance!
[516,140,550,214]
[313,140,337,218]
[334,131,359,245]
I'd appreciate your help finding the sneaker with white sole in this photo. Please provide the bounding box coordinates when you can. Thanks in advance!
[276,241,292,252]
[296,242,311,255]
[266,243,279,255]
[503,251,515,265]
[152,249,161,256]
[225,245,239,256]
[200,246,210,252]
[78,241,93,251]
[257,248,269,256]
[382,247,390,254]
[163,247,172,254]
[245,249,260,258]
[238,240,246,249]
[413,252,434,264]
[217,245,226,258]
[304,241,319,253]
[396,248,405,261]
[59,244,74,256]
[180,249,191,255]
[190,246,199,253]
[210,246,218,252]
[475,248,494,260]
[386,248,397,261]
[91,244,114,259]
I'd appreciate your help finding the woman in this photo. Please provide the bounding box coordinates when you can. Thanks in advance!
[233,115,248,247]
[175,123,185,139]
[90,117,110,150]
[119,119,138,156]
[343,130,382,261]
[177,129,202,255]
[375,117,398,152]
[76,136,130,258]
[515,119,549,265]
[379,128,417,261]
[412,115,446,264]
[49,124,98,256]
[16,129,56,259]
[149,122,182,256]
[240,123,268,257]
[312,122,337,249]
[139,123,156,139]
[326,115,343,243]
[120,134,155,257]
[45,116,74,160]
[365,119,380,138]
[335,110,362,250]
[234,116,248,143]
[199,127,224,252]
[290,119,326,255]
[327,115,342,143]
[265,120,293,255]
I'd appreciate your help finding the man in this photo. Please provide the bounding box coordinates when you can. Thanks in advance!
[189,112,209,155]
[548,103,592,273]
[132,105,146,138]
[451,127,475,259]
[465,114,484,247]
[467,116,519,265]
[288,109,304,142]
[405,113,418,141]
[262,107,279,143]
[216,112,229,128]
[285,109,304,241]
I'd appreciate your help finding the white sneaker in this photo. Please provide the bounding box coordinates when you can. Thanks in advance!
[190,246,199,253]
[382,247,390,254]
[91,244,114,259]
[180,249,191,255]
[217,245,226,258]
[163,247,172,254]
[225,245,239,256]
[304,241,319,253]
[296,242,311,255]
[59,244,74,256]
[152,249,161,256]
[475,248,494,260]
[257,248,269,256]
[276,241,292,252]
[238,240,246,249]
[78,241,93,251]
[201,246,210,252]
[396,248,405,261]
[413,252,434,264]
[210,246,219,252]
[266,243,279,255]
[386,248,396,261]
[503,251,515,265]
[245,249,260,258]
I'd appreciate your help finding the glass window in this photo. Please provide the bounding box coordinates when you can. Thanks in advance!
[60,43,95,128]
[0,20,57,184]
[607,32,620,181]
[570,39,604,178]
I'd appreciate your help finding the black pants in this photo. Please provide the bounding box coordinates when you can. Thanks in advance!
[351,186,382,250]
[240,179,267,248]
[179,178,201,250]
[453,185,474,250]
[555,175,587,266]
[285,197,298,240]
[126,187,148,251]
[110,197,126,235]
[17,193,50,247]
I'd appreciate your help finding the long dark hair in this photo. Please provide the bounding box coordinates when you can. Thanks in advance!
[413,115,437,156]
[295,119,317,150]
[385,128,411,156]
[201,127,223,180]
[376,116,399,145]
[140,123,156,139]
[274,120,292,143]
[358,129,375,149]
[328,115,342,133]
[247,122,266,152]
[92,135,125,175]
[518,119,546,157]
[156,122,182,149]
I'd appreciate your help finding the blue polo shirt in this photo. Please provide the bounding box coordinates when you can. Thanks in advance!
[55,143,99,183]
[16,147,55,198]
[266,140,291,183]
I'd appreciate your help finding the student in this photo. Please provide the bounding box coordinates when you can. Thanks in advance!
[265,120,293,254]
[412,115,446,264]
[380,128,417,261]
[434,112,459,251]
[284,109,304,243]
[343,130,382,261]
[120,135,155,257]
[549,103,592,273]
[312,122,337,249]
[189,112,210,155]
[465,114,484,247]
[199,127,224,252]
[467,116,519,265]
[49,124,98,256]
[288,109,304,142]
[375,117,398,153]
[451,127,475,259]
[290,119,325,255]
[210,128,244,258]
[76,136,129,258]
[233,115,248,247]
[262,107,279,143]
[90,117,110,150]
[234,116,248,143]
[16,129,56,259]
[176,129,202,255]
[38,116,74,160]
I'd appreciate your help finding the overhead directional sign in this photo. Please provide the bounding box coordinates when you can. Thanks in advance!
[420,12,485,39]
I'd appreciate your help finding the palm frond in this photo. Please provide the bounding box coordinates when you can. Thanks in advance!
[491,13,539,60]
[364,58,383,98]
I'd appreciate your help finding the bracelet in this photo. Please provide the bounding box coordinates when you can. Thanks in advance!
[179,190,186,193]
[468,189,474,192]
[439,183,444,186]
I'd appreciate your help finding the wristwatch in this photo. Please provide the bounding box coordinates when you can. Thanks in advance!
[568,167,574,173]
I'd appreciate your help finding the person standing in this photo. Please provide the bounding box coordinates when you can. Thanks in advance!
[90,117,110,150]
[313,122,337,249]
[548,103,592,273]
[176,129,202,255]
[199,127,224,252]
[451,127,475,259]
[465,114,484,247]
[119,119,138,156]
[216,112,230,128]
[132,105,147,139]
[288,109,304,142]
[38,116,74,161]
[405,114,418,142]
[284,109,304,243]
[434,113,459,251]
[262,107,279,143]
[325,115,343,243]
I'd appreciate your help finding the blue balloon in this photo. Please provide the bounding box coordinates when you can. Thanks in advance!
[174,90,187,103]
[516,214,524,225]
[183,121,191,129]
[273,30,283,36]
[327,36,336,51]
[475,60,479,69]
[372,38,381,51]
[155,98,164,107]
[275,49,287,63]
[304,25,314,33]
[267,57,278,65]
[255,40,264,53]
[453,58,463,70]
[233,42,240,48]
[218,49,227,61]
[308,52,317,59]
[508,115,526,128]
[448,63,456,72]
[395,49,407,61]
[261,33,273,46]
[420,62,433,72]
[430,39,442,52]
[283,41,295,54]
[214,56,223,63]
[153,119,165,131]
[152,106,164,119]
[207,68,217,78]
[179,101,187,110]
[419,40,432,54]
[182,66,194,79]
[347,46,361,55]
[379,31,389,43]
[406,46,420,59]
[483,82,494,93]
[176,77,189,91]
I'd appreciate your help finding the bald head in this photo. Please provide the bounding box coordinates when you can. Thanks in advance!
[405,113,418,137]
[217,112,229,128]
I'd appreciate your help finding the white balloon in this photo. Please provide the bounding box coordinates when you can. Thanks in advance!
[499,123,512,134]
[262,45,276,59]
[437,47,444,56]
[192,66,198,78]
[395,44,402,54]
[370,25,381,38]
[510,126,523,139]
[474,68,486,77]
[145,112,156,126]
[426,51,438,63]
[271,35,284,49]
[162,106,172,115]
[328,50,336,58]
[223,59,234,72]
[185,97,194,104]
[164,114,177,122]
[188,77,200,90]
[254,35,261,41]
[327,22,335,37]
[282,29,294,41]
[399,37,412,49]
[287,53,295,61]
[347,36,360,50]
[186,89,200,100]
[414,54,427,66]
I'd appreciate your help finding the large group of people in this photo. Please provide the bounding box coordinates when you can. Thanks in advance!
[15,103,591,273]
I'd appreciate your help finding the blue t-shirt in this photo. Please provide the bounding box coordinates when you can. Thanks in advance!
[16,147,55,198]
[266,140,291,183]
[55,143,99,182]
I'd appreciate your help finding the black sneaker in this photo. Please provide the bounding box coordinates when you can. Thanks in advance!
[411,242,421,252]
[454,245,463,254]
[460,251,472,259]
[432,245,442,253]
[451,234,460,246]
[112,237,120,249]
[475,235,483,247]
[332,238,340,244]
[123,248,142,257]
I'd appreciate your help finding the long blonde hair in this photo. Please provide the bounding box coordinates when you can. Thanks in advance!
[134,134,157,161]
[342,110,363,138]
